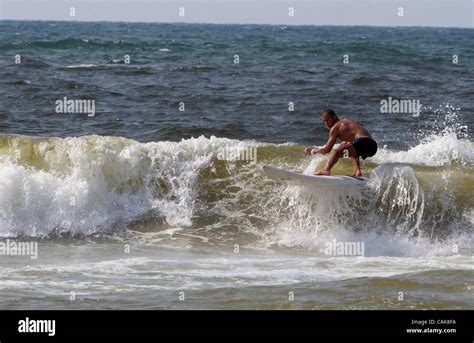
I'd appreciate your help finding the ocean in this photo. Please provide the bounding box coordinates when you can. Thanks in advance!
[0,20,472,309]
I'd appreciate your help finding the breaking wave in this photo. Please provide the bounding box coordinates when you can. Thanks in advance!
[0,113,472,258]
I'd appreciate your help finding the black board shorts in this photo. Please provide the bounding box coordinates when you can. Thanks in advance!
[351,137,377,159]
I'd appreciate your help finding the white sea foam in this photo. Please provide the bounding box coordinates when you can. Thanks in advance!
[65,64,98,68]
[0,135,258,237]
[373,133,473,166]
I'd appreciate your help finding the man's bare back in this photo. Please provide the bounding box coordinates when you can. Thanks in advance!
[332,119,373,142]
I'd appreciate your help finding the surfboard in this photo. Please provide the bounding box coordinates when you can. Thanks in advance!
[263,165,368,186]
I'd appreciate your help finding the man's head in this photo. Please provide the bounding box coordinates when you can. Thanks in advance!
[322,108,338,129]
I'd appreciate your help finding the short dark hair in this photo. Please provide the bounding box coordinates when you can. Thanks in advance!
[323,108,337,117]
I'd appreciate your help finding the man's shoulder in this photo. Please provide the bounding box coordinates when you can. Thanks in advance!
[339,118,354,124]
[339,119,358,128]
[334,119,351,128]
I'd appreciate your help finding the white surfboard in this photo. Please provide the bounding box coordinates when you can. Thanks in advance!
[263,165,368,186]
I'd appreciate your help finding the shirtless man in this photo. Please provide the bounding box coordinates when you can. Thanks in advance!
[303,109,377,176]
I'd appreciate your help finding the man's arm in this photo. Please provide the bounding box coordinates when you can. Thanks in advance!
[305,127,338,155]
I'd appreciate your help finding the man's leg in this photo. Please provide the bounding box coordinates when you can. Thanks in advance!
[351,156,362,177]
[315,142,357,176]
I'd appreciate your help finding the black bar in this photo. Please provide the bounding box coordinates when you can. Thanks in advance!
[0,310,472,338]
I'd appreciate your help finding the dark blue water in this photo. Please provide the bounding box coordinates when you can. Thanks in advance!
[0,21,472,149]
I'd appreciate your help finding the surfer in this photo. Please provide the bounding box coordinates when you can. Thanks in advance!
[303,109,377,177]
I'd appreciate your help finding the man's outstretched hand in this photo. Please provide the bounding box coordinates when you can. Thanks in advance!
[304,147,315,155]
